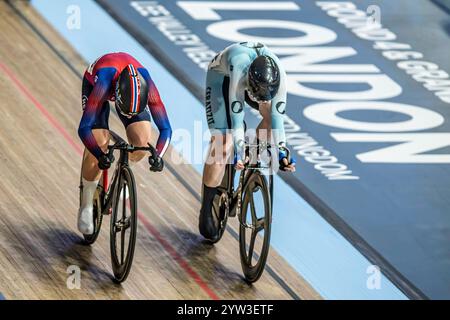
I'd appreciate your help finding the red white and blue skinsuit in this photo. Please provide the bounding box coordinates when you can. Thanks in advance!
[78,52,172,159]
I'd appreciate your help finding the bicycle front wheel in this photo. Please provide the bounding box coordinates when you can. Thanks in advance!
[239,171,272,283]
[110,166,137,283]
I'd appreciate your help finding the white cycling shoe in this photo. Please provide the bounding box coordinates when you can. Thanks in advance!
[78,205,94,235]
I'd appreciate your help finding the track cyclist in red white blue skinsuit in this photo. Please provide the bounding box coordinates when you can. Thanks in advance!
[77,52,172,235]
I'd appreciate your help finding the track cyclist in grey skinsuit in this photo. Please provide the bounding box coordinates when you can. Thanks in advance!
[200,42,296,242]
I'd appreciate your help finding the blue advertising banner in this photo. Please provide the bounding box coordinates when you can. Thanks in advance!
[96,0,450,298]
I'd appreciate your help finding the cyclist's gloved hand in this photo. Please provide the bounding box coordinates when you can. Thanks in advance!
[234,152,249,171]
[149,155,164,172]
[279,149,296,172]
[98,152,114,170]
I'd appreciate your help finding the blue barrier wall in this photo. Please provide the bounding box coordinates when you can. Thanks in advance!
[91,0,450,298]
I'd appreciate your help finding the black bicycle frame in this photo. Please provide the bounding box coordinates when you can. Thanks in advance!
[100,131,157,215]
[222,143,274,218]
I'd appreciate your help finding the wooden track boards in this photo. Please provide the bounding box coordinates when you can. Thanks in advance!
[0,0,320,300]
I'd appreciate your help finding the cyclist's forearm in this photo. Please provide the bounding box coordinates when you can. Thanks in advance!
[230,106,245,160]
[271,113,286,148]
[78,126,103,159]
[155,127,172,158]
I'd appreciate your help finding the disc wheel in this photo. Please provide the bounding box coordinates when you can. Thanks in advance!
[208,192,229,244]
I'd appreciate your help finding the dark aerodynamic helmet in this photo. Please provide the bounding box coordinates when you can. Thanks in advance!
[247,55,280,102]
[115,64,149,117]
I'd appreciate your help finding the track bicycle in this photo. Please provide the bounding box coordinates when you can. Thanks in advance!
[79,131,158,283]
[209,140,291,282]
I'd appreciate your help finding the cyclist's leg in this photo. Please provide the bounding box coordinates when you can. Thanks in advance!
[118,106,152,163]
[200,69,233,241]
[202,73,233,188]
[203,133,233,187]
[79,128,109,235]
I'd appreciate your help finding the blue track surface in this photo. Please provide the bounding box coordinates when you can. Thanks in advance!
[31,0,414,299]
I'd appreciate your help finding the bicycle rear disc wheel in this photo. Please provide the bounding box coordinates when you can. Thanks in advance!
[209,192,229,244]
[110,166,137,283]
[81,185,104,245]
[239,171,272,283]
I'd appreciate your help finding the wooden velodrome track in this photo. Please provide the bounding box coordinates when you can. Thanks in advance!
[0,1,320,300]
